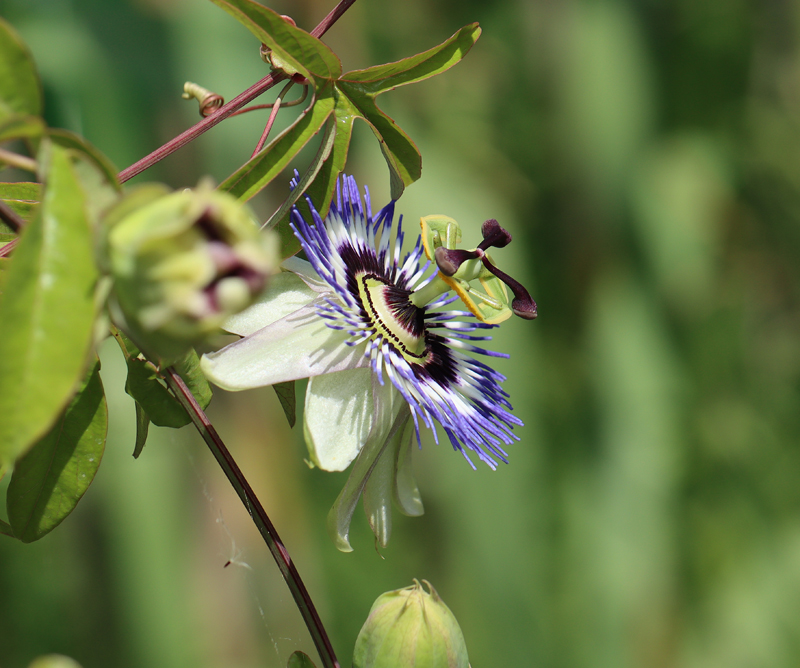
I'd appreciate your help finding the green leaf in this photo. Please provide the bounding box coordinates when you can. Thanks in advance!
[0,181,40,228]
[124,357,190,429]
[0,18,42,122]
[264,114,336,256]
[48,128,121,193]
[219,85,335,201]
[0,114,45,143]
[6,360,106,543]
[335,85,420,200]
[331,24,482,199]
[273,380,296,428]
[208,0,341,83]
[0,141,98,468]
[287,651,317,668]
[132,401,150,458]
[339,23,481,94]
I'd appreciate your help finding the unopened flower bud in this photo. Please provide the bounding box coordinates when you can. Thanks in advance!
[353,580,469,668]
[107,183,278,361]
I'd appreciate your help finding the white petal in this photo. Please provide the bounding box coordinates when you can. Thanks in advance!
[201,304,367,390]
[304,368,373,472]
[282,256,328,292]
[223,270,318,336]
[326,381,408,552]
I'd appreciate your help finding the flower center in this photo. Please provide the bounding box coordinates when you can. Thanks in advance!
[357,273,427,360]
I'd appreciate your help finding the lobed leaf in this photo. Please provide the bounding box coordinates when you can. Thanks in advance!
[220,86,335,201]
[335,85,421,199]
[0,141,98,468]
[339,23,481,95]
[6,360,107,543]
[208,0,341,83]
[0,18,42,122]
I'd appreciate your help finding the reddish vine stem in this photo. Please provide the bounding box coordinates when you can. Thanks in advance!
[118,0,357,184]
[250,81,293,158]
[163,368,341,668]
[0,199,25,233]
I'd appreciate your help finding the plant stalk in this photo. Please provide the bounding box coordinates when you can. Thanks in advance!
[163,367,341,668]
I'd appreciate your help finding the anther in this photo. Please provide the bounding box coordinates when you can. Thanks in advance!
[478,219,512,251]
[480,256,538,320]
[434,246,481,276]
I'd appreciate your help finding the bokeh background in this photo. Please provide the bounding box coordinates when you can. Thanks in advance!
[2,0,800,666]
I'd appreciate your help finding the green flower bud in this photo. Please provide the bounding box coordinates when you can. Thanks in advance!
[353,580,469,668]
[106,183,278,361]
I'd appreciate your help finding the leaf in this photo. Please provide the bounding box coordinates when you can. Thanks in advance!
[0,181,40,228]
[0,141,98,468]
[219,85,335,201]
[47,128,120,191]
[124,358,191,429]
[286,651,317,668]
[0,114,45,143]
[335,86,420,200]
[264,114,336,230]
[132,401,150,458]
[208,0,341,83]
[174,347,213,411]
[6,360,107,543]
[273,380,296,428]
[0,17,42,122]
[339,23,482,94]
[332,24,481,200]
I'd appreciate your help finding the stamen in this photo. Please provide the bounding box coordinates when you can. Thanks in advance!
[434,246,480,276]
[478,219,512,250]
[479,256,538,320]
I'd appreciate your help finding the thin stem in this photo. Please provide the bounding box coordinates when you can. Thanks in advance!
[162,368,341,668]
[118,0,358,184]
[0,237,18,258]
[250,81,293,158]
[0,147,37,174]
[230,84,308,117]
[0,199,26,233]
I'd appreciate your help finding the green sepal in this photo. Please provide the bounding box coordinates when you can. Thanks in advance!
[273,380,296,428]
[287,651,317,668]
[173,347,213,412]
[0,141,98,468]
[124,357,191,429]
[0,17,42,122]
[6,360,107,543]
[132,401,150,459]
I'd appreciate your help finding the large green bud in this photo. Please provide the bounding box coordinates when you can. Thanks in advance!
[106,183,277,361]
[353,580,470,668]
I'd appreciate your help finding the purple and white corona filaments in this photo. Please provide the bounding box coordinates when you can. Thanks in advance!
[201,176,536,551]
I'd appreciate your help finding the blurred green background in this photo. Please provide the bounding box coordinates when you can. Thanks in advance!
[2,0,800,666]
